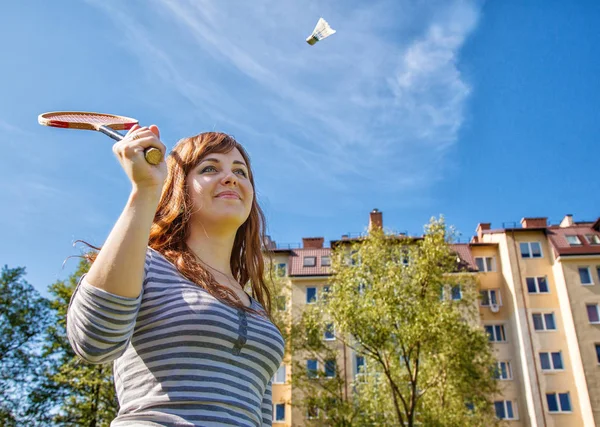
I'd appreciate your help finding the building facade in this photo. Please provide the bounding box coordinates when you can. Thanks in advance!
[267,211,600,426]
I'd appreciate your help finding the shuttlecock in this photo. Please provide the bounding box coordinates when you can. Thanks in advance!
[306,17,336,45]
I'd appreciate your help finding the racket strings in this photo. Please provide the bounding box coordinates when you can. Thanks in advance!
[47,113,133,125]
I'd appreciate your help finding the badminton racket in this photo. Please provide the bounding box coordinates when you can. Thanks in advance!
[38,111,163,165]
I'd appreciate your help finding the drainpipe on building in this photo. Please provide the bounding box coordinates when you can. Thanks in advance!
[511,230,547,426]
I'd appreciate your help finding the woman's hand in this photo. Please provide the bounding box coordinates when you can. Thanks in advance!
[112,124,167,196]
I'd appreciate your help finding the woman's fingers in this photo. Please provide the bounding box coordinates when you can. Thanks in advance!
[149,124,160,139]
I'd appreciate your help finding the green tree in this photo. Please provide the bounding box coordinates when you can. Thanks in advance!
[0,265,51,425]
[27,257,118,426]
[294,217,500,426]
[289,305,361,426]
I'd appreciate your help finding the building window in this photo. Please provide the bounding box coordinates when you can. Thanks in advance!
[480,289,501,307]
[273,365,286,384]
[451,285,462,300]
[306,287,317,304]
[324,323,335,340]
[321,256,331,267]
[494,361,513,380]
[402,255,410,266]
[346,250,361,266]
[494,401,516,420]
[527,277,549,293]
[475,257,496,272]
[306,360,318,378]
[485,325,507,342]
[355,355,366,376]
[440,284,462,301]
[276,296,286,311]
[566,235,582,246]
[520,242,542,258]
[579,267,593,285]
[587,304,600,324]
[595,344,600,364]
[275,263,287,277]
[306,402,319,419]
[532,313,557,331]
[274,403,285,422]
[540,352,564,371]
[322,285,330,301]
[546,392,571,413]
[357,282,366,295]
[325,359,336,378]
[303,256,316,267]
[586,234,600,245]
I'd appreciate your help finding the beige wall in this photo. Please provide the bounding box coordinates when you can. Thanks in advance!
[556,257,600,426]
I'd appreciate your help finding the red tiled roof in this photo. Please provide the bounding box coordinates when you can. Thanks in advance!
[451,244,478,271]
[288,248,332,276]
[547,224,600,256]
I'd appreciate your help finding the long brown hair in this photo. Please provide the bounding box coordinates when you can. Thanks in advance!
[150,132,272,317]
[84,132,272,318]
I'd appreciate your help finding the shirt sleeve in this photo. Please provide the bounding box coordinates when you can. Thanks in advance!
[261,379,273,426]
[66,248,152,364]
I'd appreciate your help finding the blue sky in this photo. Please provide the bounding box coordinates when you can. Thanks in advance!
[1,0,598,297]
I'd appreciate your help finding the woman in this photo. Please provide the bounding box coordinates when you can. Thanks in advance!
[67,124,285,426]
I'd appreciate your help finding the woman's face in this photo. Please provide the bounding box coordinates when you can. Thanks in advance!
[186,148,254,232]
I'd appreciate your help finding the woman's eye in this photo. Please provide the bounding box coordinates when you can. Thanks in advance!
[235,169,248,177]
[200,165,217,173]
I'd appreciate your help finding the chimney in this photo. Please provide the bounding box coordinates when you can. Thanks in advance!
[302,237,324,249]
[369,209,383,231]
[476,223,491,241]
[520,217,548,229]
[559,214,574,228]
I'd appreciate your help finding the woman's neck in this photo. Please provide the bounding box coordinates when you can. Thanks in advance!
[186,226,237,279]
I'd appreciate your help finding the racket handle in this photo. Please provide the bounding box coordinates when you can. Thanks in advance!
[99,125,163,165]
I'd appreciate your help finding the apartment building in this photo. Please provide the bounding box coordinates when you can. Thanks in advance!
[267,211,600,426]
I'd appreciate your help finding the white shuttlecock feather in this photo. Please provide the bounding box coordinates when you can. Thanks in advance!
[306,17,336,45]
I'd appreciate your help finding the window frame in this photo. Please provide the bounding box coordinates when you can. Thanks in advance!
[586,304,600,324]
[546,392,572,413]
[275,262,287,277]
[539,351,564,371]
[274,403,286,422]
[532,312,557,331]
[324,359,336,378]
[306,359,318,379]
[495,361,513,380]
[320,256,331,267]
[475,256,496,272]
[526,276,550,294]
[585,234,600,245]
[579,267,593,285]
[494,400,517,420]
[480,289,502,307]
[306,287,317,304]
[324,323,335,341]
[595,344,600,365]
[355,354,366,376]
[565,234,582,246]
[520,242,543,259]
[485,324,507,343]
[303,256,317,267]
[273,364,286,384]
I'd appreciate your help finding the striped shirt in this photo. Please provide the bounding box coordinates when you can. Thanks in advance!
[67,247,285,426]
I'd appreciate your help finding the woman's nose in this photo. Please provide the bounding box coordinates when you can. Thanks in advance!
[222,172,238,186]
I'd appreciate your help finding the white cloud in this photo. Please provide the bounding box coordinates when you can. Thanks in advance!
[86,0,481,213]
